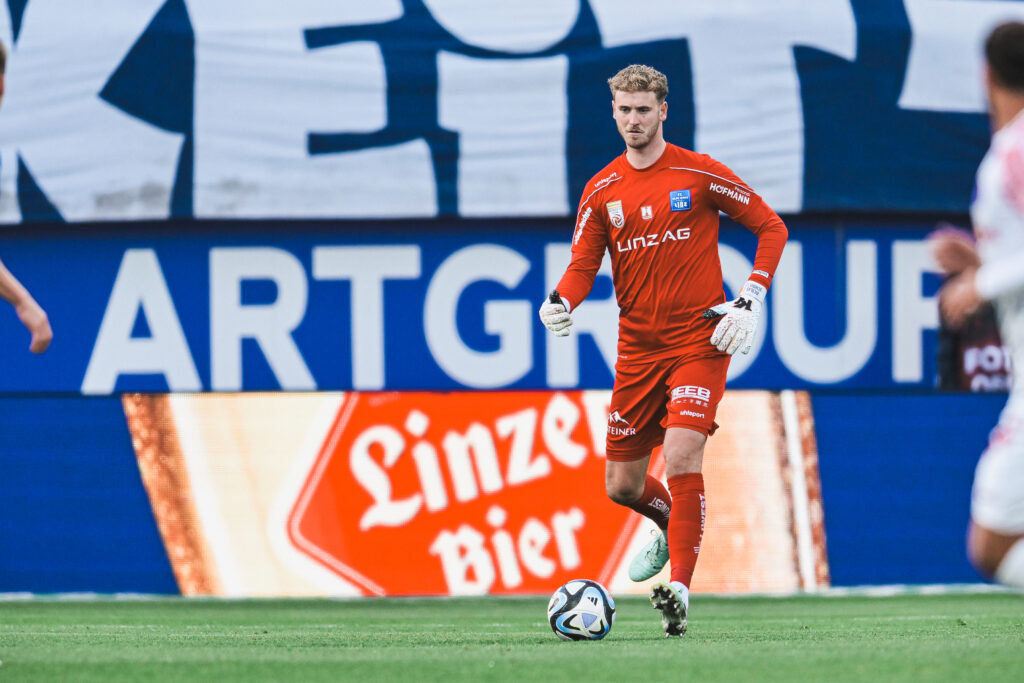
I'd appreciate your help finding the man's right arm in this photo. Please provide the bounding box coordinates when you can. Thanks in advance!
[0,257,53,353]
[539,198,607,336]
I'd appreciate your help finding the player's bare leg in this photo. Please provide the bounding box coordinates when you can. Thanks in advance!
[605,454,651,505]
[649,427,707,637]
[968,522,1024,587]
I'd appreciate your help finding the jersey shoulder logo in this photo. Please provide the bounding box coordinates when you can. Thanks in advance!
[593,171,619,190]
[606,200,625,228]
[669,189,691,212]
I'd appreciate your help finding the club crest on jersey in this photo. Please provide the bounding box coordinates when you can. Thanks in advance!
[669,189,691,211]
[606,200,625,228]
[641,205,653,220]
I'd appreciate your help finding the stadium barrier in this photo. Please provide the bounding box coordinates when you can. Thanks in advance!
[121,390,827,597]
[0,391,998,594]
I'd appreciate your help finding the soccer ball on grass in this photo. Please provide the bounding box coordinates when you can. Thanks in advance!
[546,579,615,641]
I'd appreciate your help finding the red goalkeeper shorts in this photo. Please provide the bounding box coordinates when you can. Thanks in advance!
[605,351,729,462]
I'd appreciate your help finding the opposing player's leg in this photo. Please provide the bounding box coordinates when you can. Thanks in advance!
[968,416,1024,587]
[649,353,728,637]
[968,523,1024,586]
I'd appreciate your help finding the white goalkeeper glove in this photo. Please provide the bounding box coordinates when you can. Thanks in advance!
[539,290,572,337]
[704,281,766,355]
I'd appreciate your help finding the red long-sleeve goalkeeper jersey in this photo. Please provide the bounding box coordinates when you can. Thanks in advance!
[556,143,788,363]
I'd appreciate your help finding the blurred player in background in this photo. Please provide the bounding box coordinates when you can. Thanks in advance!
[0,40,52,354]
[931,21,1024,588]
[539,64,787,636]
[932,225,1009,393]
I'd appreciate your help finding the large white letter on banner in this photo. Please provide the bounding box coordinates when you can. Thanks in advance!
[423,0,579,53]
[588,0,857,213]
[438,53,570,217]
[425,244,532,388]
[429,525,496,595]
[773,240,877,383]
[188,0,437,218]
[0,1,183,222]
[892,240,940,383]
[210,247,315,391]
[312,245,422,390]
[900,0,1024,113]
[82,249,201,394]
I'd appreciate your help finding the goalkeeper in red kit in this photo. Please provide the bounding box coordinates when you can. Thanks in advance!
[539,64,787,637]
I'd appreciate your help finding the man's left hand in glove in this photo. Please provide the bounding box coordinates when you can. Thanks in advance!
[703,281,766,355]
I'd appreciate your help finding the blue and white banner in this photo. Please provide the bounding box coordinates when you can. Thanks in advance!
[1,0,1022,223]
[0,218,946,393]
[0,390,999,592]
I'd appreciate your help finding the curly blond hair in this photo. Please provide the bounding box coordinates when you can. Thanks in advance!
[607,64,668,102]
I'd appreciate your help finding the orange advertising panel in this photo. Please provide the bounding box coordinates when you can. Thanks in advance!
[286,391,647,596]
[123,390,827,597]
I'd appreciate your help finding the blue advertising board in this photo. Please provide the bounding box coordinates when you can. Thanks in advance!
[0,217,948,394]
[0,390,1001,593]
[0,396,177,593]
[814,392,1003,586]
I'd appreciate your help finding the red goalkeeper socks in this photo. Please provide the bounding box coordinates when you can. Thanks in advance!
[627,475,672,530]
[667,473,706,586]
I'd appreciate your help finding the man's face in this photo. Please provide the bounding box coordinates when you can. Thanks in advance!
[612,90,667,150]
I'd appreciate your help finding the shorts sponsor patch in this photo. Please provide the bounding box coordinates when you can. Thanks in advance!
[607,410,635,436]
[670,384,711,410]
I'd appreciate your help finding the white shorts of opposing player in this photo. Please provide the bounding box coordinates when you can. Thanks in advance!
[971,396,1024,587]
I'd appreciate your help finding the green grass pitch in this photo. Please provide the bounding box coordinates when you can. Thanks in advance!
[0,591,1022,682]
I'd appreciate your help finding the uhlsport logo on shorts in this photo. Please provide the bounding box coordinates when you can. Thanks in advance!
[286,391,646,596]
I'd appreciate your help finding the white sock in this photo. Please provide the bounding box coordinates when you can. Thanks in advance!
[670,581,690,610]
[995,538,1024,589]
